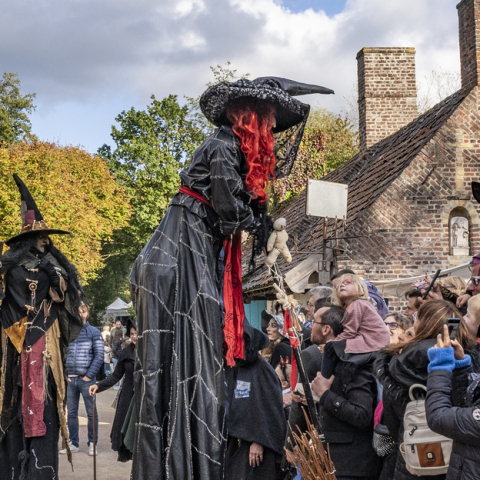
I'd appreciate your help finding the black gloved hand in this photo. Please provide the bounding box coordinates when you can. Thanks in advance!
[39,257,61,288]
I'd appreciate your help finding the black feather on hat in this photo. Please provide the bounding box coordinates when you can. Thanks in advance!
[6,174,72,246]
[472,182,480,204]
[200,76,334,179]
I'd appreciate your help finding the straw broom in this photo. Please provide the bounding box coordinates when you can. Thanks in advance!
[285,414,336,480]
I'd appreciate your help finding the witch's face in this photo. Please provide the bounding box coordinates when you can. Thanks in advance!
[266,320,281,341]
[36,234,50,253]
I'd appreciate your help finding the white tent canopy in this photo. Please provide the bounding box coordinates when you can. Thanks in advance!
[370,262,471,298]
[104,298,130,321]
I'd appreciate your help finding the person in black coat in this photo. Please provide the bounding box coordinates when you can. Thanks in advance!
[225,320,286,480]
[374,300,476,480]
[426,323,480,480]
[89,320,136,462]
[311,350,380,480]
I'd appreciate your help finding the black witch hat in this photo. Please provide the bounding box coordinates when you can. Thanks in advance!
[6,174,72,246]
[200,76,334,133]
[200,76,334,178]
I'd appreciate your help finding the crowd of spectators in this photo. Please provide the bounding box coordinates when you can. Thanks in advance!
[227,256,480,480]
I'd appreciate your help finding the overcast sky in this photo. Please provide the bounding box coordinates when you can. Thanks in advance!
[0,0,461,153]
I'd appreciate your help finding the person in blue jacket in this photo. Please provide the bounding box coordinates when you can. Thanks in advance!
[426,323,480,480]
[60,302,104,456]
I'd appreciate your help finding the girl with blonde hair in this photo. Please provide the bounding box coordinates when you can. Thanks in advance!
[322,273,390,378]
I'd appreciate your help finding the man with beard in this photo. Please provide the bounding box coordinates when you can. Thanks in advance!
[0,175,84,479]
[285,304,344,452]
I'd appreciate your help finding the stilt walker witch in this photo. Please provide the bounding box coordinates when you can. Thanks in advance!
[0,175,84,480]
[129,77,334,480]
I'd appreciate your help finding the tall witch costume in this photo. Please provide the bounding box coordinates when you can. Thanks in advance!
[0,175,84,479]
[129,77,333,480]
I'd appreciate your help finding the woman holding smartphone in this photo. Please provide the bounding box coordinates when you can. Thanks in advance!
[374,300,476,480]
[426,323,480,479]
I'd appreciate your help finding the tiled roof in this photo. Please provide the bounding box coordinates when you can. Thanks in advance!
[243,87,471,294]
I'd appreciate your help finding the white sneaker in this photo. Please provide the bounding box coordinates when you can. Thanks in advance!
[59,442,79,454]
[89,444,98,456]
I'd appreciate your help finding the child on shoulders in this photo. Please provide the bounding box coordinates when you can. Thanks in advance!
[321,273,390,378]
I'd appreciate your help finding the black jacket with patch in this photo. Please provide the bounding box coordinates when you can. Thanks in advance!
[318,352,380,478]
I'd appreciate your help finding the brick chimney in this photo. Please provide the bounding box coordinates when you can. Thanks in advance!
[458,0,480,90]
[357,47,418,153]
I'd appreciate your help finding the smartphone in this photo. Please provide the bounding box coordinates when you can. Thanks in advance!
[443,318,461,341]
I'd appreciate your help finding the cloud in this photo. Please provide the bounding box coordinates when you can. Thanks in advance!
[0,0,461,150]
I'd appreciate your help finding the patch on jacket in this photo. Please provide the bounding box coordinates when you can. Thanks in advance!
[473,408,480,421]
[235,380,250,398]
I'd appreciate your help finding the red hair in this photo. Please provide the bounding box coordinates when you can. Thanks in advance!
[226,99,276,202]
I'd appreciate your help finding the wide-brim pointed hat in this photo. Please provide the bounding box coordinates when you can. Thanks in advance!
[200,76,334,133]
[200,77,334,179]
[6,174,72,246]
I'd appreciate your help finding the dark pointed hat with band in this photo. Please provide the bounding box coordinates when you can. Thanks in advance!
[200,76,334,178]
[6,174,72,246]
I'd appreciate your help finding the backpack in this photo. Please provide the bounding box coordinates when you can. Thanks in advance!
[399,384,452,476]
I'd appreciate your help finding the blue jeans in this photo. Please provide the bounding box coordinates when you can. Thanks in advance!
[67,377,98,447]
[104,363,112,376]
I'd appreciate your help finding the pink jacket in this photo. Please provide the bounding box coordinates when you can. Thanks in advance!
[335,299,390,353]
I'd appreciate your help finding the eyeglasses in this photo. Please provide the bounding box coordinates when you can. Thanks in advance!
[313,321,325,326]
[306,302,315,308]
[384,321,399,330]
[468,276,480,287]
[335,279,353,289]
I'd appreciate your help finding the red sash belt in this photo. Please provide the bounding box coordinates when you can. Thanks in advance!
[179,186,244,366]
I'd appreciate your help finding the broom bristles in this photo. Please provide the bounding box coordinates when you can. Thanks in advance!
[285,413,337,480]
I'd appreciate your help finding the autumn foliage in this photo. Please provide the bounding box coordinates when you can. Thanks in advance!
[0,142,131,282]
[272,128,327,202]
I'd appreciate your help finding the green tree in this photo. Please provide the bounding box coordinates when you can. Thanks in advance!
[306,107,359,172]
[87,94,205,318]
[97,94,204,256]
[272,108,359,204]
[0,72,37,143]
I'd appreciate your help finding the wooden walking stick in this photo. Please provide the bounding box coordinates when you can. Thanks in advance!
[92,394,97,480]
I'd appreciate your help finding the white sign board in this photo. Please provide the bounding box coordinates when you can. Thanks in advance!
[306,179,348,219]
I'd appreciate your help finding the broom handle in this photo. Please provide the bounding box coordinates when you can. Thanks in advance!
[93,394,97,480]
[291,335,323,435]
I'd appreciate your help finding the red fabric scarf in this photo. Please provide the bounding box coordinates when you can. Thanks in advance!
[283,310,299,390]
[179,186,245,366]
[22,336,47,437]
[223,233,245,366]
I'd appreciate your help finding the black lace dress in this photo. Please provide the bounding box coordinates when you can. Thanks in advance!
[96,342,135,462]
[129,126,257,480]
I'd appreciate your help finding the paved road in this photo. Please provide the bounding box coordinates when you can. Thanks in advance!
[58,387,131,480]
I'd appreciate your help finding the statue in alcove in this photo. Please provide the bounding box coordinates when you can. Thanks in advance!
[451,216,469,255]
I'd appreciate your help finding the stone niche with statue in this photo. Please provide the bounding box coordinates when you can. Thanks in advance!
[450,216,470,256]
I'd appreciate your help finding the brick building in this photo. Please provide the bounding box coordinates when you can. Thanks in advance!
[243,0,480,311]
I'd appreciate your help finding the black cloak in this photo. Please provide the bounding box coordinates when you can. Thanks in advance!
[96,341,135,462]
[0,248,83,480]
[129,126,257,480]
[225,321,286,480]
